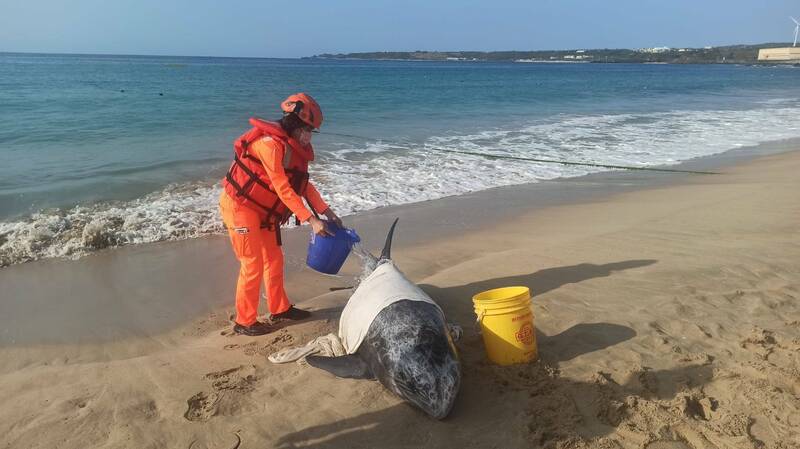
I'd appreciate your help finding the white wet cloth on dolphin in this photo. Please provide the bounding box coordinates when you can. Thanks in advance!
[268,261,449,365]
[268,324,464,364]
[339,260,441,354]
[267,333,346,364]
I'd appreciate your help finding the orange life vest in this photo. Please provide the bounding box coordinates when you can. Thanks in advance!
[223,118,315,227]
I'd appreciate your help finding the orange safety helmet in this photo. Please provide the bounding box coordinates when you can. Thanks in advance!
[280,93,323,129]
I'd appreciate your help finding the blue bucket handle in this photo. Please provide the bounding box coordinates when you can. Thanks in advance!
[344,228,361,244]
[310,220,360,245]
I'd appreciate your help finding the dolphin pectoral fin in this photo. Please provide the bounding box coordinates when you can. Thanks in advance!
[447,323,463,342]
[306,355,375,380]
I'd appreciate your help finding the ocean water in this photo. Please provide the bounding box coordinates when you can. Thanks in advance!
[1,53,799,266]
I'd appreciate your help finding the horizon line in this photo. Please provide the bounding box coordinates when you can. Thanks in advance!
[1,41,793,60]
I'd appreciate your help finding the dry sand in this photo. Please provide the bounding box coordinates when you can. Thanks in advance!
[1,148,799,449]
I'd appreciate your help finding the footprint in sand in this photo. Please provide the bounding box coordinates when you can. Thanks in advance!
[184,366,259,422]
[740,327,777,348]
[185,391,220,422]
[739,327,790,362]
[205,366,258,392]
[673,393,717,421]
[221,330,296,357]
[222,342,258,354]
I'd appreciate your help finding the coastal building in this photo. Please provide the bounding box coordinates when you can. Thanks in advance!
[759,16,800,61]
[757,47,800,62]
[637,47,671,53]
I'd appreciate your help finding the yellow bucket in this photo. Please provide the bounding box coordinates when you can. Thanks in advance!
[472,286,537,365]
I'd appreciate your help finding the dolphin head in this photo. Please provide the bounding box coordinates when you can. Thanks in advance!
[366,299,461,420]
[388,324,461,419]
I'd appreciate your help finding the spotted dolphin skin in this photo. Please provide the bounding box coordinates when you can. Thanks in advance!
[306,219,461,419]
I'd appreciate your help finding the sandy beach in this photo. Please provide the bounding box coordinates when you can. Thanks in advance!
[1,144,799,449]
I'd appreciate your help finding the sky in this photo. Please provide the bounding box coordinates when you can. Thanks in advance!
[1,0,798,58]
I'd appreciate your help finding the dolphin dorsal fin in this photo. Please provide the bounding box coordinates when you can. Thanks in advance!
[380,218,399,260]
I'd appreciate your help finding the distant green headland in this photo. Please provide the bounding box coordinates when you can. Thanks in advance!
[308,43,796,64]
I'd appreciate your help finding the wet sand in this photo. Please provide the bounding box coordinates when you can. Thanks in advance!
[1,141,799,448]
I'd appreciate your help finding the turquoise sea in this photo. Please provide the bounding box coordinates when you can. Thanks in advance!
[1,53,799,266]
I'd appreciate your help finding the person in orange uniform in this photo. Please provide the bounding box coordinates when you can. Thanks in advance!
[219,93,342,336]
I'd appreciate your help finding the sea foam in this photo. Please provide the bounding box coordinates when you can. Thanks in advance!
[2,103,799,267]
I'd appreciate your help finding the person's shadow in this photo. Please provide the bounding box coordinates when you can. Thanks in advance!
[419,259,658,311]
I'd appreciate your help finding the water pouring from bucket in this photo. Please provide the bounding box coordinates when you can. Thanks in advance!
[306,221,361,275]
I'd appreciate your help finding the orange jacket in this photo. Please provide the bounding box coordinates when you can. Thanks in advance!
[223,118,329,225]
[248,136,329,223]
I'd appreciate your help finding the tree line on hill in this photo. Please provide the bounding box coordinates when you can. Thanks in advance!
[309,44,794,64]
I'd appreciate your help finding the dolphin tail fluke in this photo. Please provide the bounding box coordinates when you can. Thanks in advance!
[306,354,375,380]
[380,218,399,260]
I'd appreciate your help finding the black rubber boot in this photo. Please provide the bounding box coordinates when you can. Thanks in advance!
[233,321,273,336]
[271,306,312,321]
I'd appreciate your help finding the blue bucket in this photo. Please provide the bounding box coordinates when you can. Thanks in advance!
[306,221,361,275]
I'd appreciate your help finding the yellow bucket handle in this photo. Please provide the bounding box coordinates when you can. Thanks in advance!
[474,309,486,333]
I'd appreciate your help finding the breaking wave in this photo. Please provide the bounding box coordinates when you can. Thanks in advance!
[2,102,800,267]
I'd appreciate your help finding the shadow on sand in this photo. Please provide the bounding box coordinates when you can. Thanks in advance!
[420,259,658,304]
[275,362,715,449]
[420,259,654,362]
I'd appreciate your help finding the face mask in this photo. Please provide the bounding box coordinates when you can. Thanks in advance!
[294,128,312,146]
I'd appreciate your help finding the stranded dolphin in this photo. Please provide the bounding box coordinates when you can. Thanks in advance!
[306,219,461,419]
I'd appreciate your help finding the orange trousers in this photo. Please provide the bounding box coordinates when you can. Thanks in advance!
[219,192,291,326]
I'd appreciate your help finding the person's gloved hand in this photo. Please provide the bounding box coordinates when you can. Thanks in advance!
[309,216,333,236]
[323,208,343,228]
